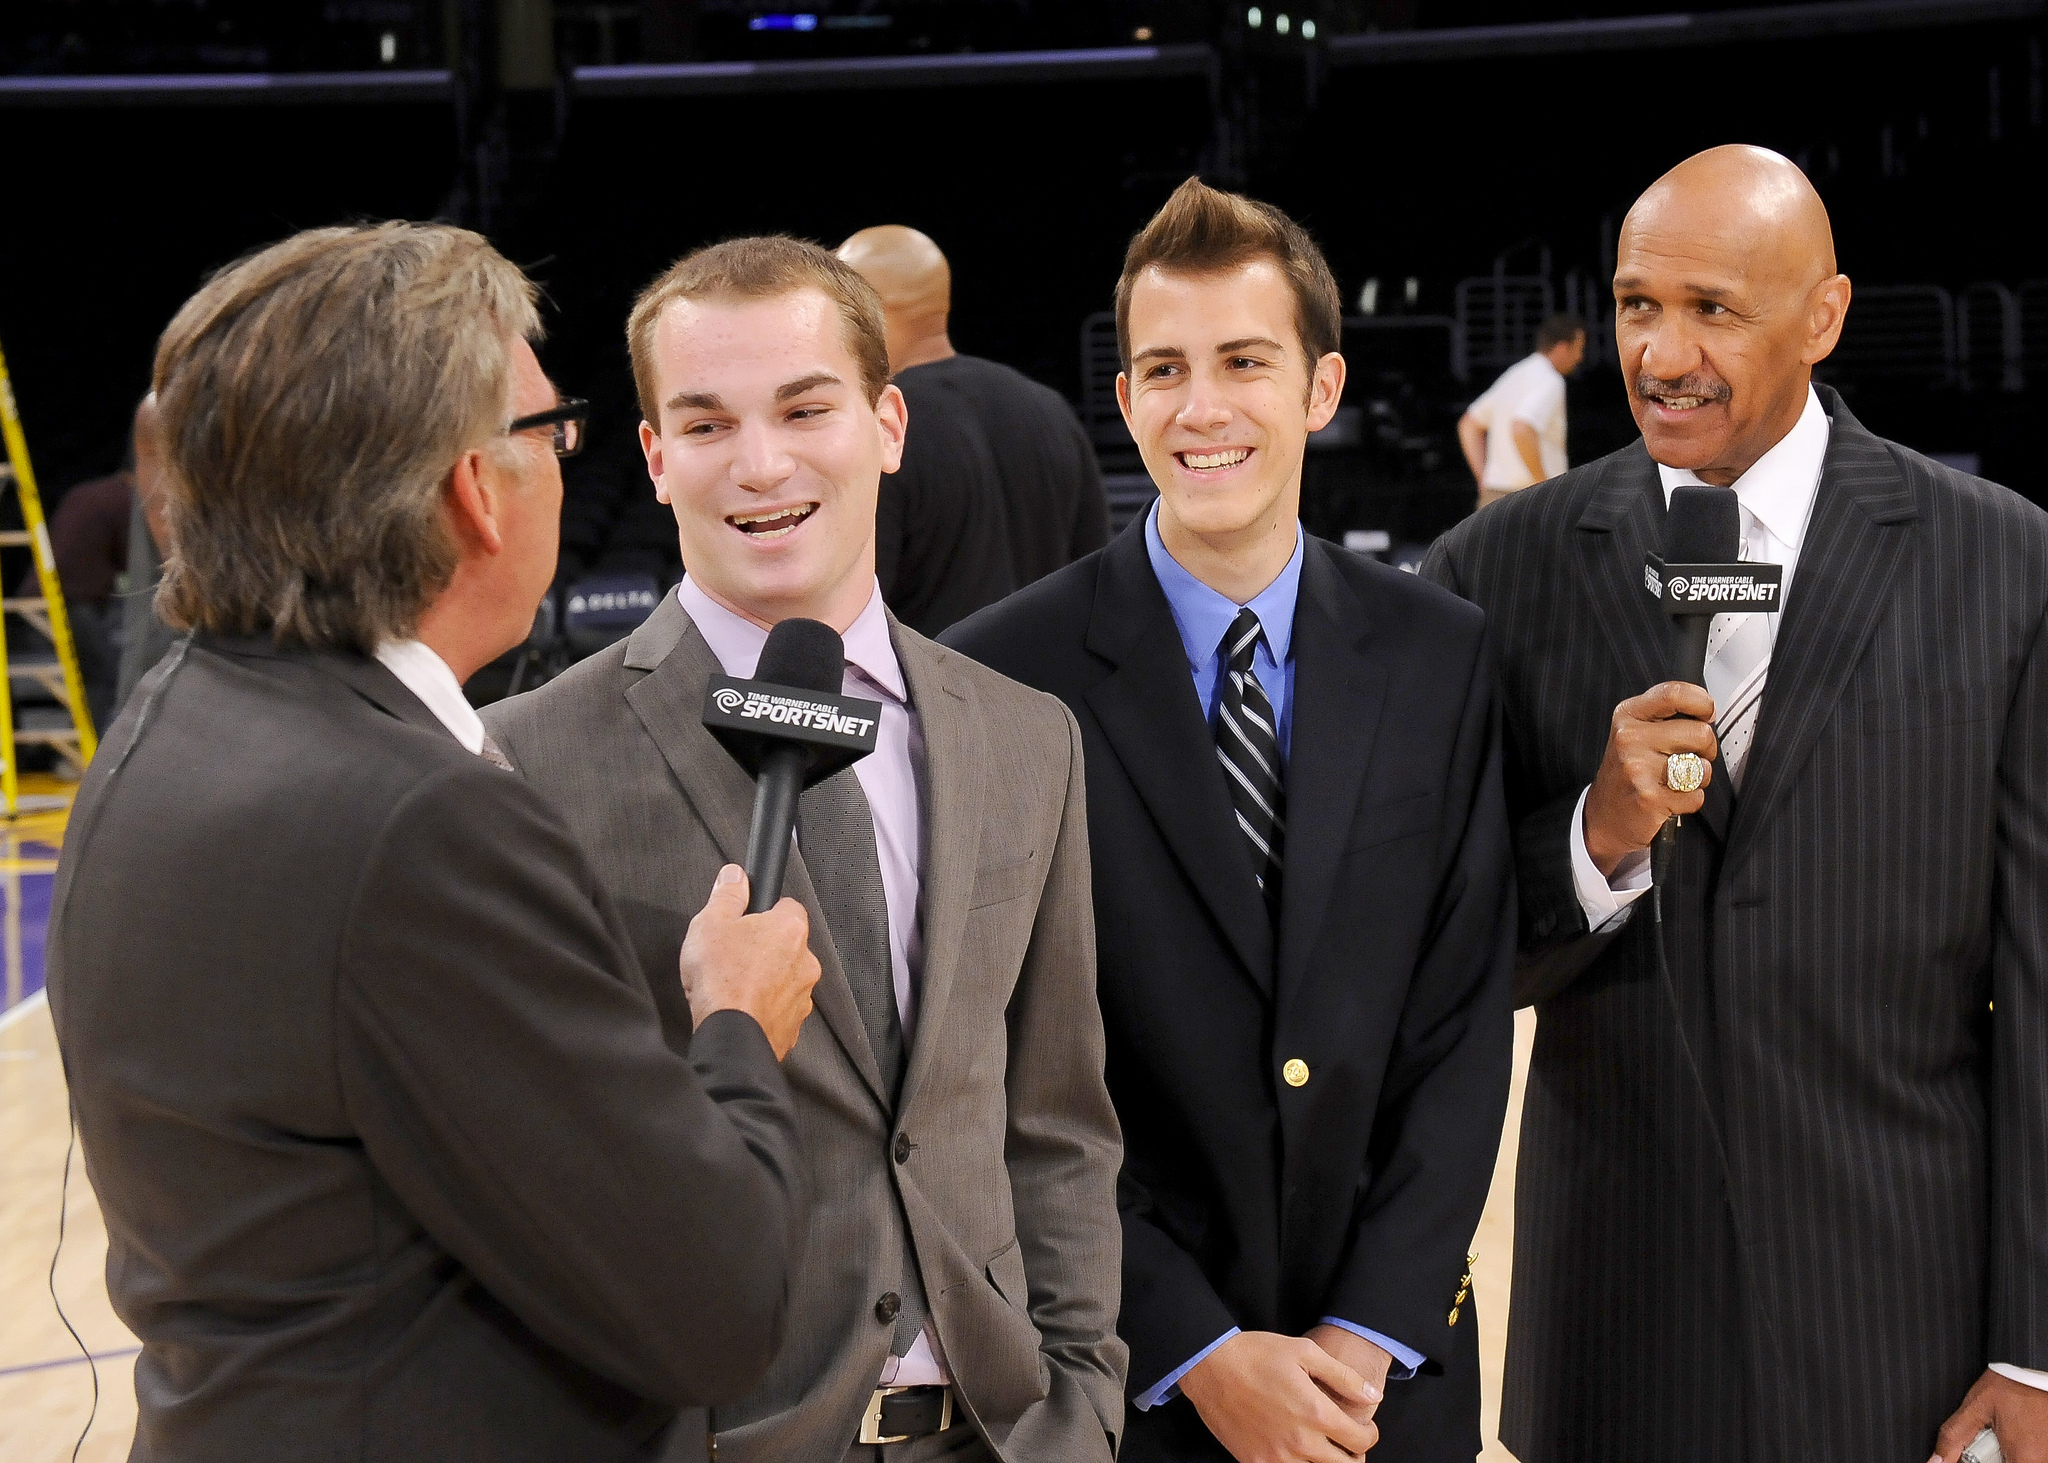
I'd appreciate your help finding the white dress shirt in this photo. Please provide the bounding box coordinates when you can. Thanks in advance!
[674,576,949,1389]
[374,639,485,753]
[1563,389,2048,1396]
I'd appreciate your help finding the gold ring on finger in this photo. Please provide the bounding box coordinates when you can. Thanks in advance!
[1665,751,1706,794]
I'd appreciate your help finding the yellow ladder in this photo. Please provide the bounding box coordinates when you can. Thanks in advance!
[0,333,97,815]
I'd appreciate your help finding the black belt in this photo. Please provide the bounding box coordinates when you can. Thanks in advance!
[858,1384,955,1445]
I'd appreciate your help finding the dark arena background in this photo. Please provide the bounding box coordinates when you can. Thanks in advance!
[0,2,2042,1456]
[6,0,2043,705]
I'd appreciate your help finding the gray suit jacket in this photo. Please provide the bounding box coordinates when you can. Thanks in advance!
[1423,387,2048,1462]
[484,594,1127,1462]
[49,636,805,1462]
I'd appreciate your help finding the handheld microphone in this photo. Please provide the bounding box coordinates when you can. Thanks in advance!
[1643,485,1782,859]
[702,618,882,914]
[1645,484,1782,686]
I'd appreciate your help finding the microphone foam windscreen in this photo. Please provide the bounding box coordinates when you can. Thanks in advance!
[756,617,846,694]
[1664,484,1742,563]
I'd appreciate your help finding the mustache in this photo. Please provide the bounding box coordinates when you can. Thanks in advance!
[1634,373,1733,404]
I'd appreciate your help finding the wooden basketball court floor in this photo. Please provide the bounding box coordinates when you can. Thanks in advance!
[0,781,1535,1461]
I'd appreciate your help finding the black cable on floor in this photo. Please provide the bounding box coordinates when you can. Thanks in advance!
[49,1097,100,1463]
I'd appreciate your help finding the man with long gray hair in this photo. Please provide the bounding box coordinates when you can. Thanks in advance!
[47,221,822,1462]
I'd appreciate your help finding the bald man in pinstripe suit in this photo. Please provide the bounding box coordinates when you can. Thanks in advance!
[1424,146,2048,1463]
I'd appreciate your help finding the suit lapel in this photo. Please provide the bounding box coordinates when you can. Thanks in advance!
[1084,523,1275,993]
[1575,450,1733,844]
[1275,542,1385,1004]
[1723,392,1918,875]
[621,595,893,1106]
[891,624,984,1116]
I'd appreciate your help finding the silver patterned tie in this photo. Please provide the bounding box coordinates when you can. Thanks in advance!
[1702,508,1772,790]
[478,731,515,771]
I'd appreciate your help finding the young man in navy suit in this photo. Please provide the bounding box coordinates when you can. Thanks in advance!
[946,179,1514,1462]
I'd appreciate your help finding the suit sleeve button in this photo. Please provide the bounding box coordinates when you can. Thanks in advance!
[893,1132,912,1164]
[1283,1059,1310,1087]
[876,1292,902,1323]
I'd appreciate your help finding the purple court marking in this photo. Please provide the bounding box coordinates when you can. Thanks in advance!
[0,1346,141,1378]
[18,872,52,1006]
[3,851,57,1014]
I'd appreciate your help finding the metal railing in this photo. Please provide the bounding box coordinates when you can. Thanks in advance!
[1453,274,1554,384]
[1960,283,2023,393]
[1827,284,1957,388]
[2020,282,2048,390]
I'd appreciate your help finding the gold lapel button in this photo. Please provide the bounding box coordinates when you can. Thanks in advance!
[1283,1059,1310,1088]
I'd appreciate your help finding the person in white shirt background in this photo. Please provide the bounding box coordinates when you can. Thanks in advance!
[1458,313,1586,509]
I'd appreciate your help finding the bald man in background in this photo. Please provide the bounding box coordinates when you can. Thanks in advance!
[117,392,180,713]
[838,226,1108,635]
[1424,145,2048,1463]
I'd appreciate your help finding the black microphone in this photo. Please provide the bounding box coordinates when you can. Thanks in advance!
[1643,485,1783,855]
[1653,485,1742,690]
[702,618,882,914]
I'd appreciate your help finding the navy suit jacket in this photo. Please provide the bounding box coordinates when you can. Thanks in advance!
[945,523,1515,1462]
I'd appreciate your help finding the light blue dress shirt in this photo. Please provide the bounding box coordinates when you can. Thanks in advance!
[1132,502,1425,1411]
[1143,499,1301,764]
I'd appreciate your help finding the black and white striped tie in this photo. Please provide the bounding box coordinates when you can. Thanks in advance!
[1216,607,1285,916]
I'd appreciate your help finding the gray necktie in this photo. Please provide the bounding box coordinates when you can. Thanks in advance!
[478,731,515,771]
[797,768,926,1356]
[799,769,903,1096]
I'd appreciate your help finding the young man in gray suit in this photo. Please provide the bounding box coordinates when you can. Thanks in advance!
[484,236,1126,1462]
[49,223,822,1461]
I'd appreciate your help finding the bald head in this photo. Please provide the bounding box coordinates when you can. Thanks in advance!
[1612,145,1852,485]
[131,392,172,555]
[1625,144,1837,293]
[835,226,954,374]
[131,391,159,460]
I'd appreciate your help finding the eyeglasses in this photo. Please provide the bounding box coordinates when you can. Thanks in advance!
[506,397,589,458]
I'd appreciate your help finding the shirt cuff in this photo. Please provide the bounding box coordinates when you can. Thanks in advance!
[1992,1362,2048,1392]
[1133,1328,1240,1411]
[1317,1317,1423,1380]
[1570,784,1653,933]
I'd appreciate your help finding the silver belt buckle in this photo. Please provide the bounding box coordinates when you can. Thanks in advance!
[858,1384,952,1446]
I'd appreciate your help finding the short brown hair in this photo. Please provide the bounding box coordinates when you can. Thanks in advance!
[1114,177,1343,379]
[153,221,540,652]
[1537,313,1587,351]
[628,235,891,424]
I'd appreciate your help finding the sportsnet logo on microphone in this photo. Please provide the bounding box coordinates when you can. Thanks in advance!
[711,683,878,740]
[1643,553,1783,614]
[702,673,882,773]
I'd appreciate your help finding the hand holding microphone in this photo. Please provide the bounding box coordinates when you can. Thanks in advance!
[1582,680,1720,877]
[1583,484,1783,877]
[684,617,883,1058]
[680,865,819,1059]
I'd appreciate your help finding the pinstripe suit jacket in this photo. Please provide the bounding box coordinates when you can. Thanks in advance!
[1422,387,2048,1463]
[483,595,1126,1462]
